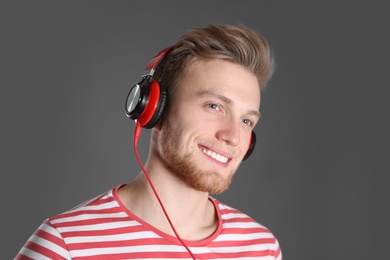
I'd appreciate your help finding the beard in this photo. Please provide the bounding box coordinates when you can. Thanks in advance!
[159,115,235,195]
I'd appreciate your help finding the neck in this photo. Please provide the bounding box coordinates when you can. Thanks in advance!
[118,154,218,241]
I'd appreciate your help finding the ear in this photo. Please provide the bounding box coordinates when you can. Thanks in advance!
[153,121,163,132]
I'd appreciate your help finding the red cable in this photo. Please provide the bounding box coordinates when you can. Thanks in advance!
[133,125,197,260]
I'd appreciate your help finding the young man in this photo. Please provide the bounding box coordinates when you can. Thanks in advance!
[16,24,282,259]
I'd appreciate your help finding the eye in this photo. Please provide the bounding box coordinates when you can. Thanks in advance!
[208,103,220,111]
[242,118,253,126]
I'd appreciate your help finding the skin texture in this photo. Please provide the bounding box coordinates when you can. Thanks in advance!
[157,59,261,194]
[119,59,261,240]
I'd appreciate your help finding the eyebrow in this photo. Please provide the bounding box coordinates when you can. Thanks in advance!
[195,90,261,119]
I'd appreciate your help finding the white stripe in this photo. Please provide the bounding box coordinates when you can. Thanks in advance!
[70,244,187,257]
[106,189,114,198]
[223,221,264,229]
[123,259,194,260]
[121,257,193,260]
[118,245,275,255]
[65,231,161,244]
[206,244,276,253]
[222,212,249,220]
[38,222,63,239]
[65,193,104,212]
[189,244,277,255]
[57,220,141,232]
[208,258,271,260]
[51,212,128,224]
[215,232,275,241]
[218,203,234,210]
[17,248,52,260]
[70,200,120,212]
[29,234,70,258]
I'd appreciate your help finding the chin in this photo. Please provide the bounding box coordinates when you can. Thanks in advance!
[191,169,233,194]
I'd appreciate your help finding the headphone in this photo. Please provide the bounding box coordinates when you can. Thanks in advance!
[125,47,256,161]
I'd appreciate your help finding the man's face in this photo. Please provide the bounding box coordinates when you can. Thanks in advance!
[158,59,261,194]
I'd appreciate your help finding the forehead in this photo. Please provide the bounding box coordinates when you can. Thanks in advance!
[175,59,261,109]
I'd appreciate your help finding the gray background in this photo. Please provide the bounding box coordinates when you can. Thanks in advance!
[2,1,389,259]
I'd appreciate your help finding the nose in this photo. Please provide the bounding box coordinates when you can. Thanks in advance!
[216,118,240,146]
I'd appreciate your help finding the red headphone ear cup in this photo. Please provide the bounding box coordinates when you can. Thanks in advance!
[143,80,167,129]
[243,131,256,161]
[133,79,161,128]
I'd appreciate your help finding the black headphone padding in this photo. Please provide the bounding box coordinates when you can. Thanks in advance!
[143,81,168,129]
[243,131,256,161]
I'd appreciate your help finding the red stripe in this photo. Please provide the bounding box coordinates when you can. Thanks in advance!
[24,241,67,259]
[61,224,146,237]
[67,238,173,250]
[14,254,34,260]
[16,186,282,259]
[35,228,67,249]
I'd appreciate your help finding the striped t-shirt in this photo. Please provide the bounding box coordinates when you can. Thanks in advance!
[16,185,282,259]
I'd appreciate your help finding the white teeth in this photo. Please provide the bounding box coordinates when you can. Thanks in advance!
[201,148,229,163]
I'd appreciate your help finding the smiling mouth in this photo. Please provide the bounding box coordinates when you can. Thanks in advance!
[201,147,229,163]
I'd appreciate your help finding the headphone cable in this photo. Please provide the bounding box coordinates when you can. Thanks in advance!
[133,124,197,260]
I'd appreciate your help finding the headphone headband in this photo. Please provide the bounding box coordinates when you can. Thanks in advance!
[144,47,173,77]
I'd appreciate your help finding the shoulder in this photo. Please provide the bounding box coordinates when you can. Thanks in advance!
[16,185,136,259]
[212,198,282,259]
[214,198,269,229]
[48,185,126,226]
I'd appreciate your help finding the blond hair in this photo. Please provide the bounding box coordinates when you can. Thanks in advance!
[153,24,275,119]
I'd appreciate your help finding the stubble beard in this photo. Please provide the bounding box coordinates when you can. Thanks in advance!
[160,117,234,195]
